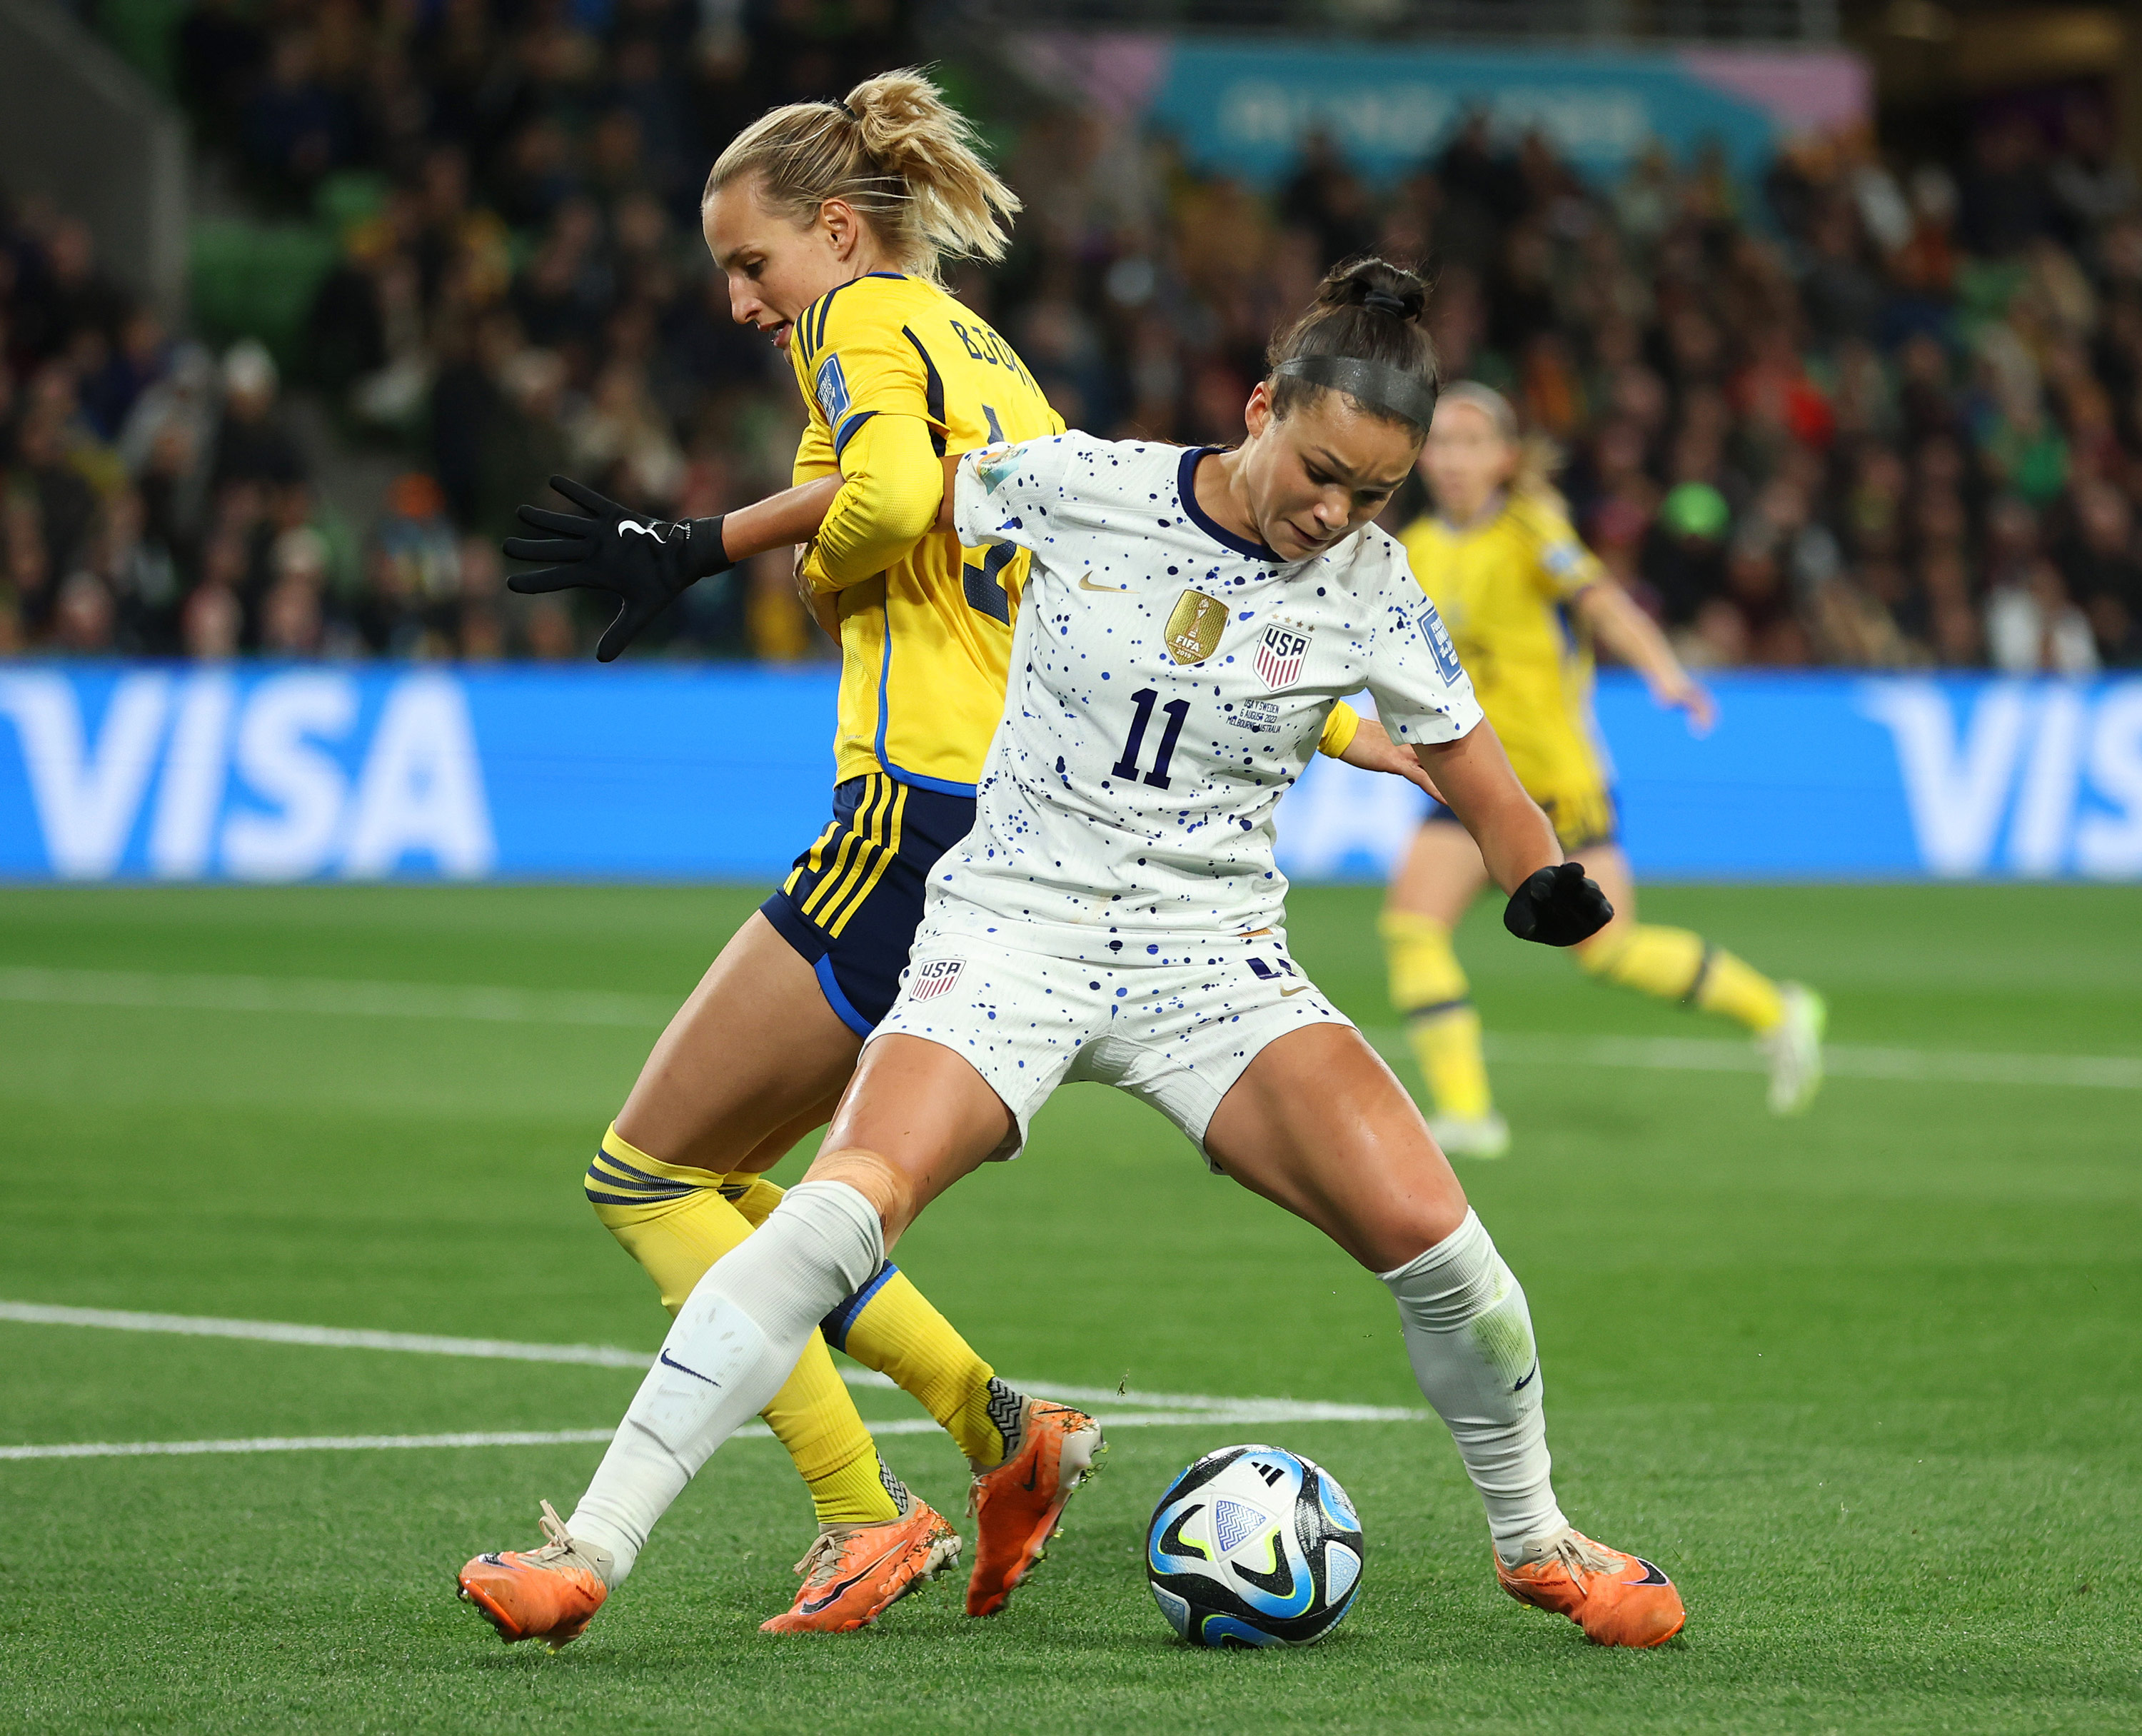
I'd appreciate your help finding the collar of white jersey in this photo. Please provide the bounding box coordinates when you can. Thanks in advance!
[1177,446,1285,564]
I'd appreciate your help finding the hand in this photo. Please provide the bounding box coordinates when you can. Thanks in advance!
[1502,860,1613,947]
[1653,671,1717,737]
[1337,718,1443,800]
[793,540,840,641]
[503,475,733,663]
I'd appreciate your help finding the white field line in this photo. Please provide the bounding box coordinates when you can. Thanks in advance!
[1364,1026,2142,1092]
[8,965,2134,1091]
[0,1302,1429,1457]
[0,1405,1392,1463]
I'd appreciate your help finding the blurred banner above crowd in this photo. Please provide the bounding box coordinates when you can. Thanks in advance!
[1,668,2136,884]
[1009,35,1873,185]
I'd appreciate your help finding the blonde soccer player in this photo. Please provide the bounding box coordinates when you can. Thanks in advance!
[479,261,1689,1651]
[462,74,1423,1644]
[1380,383,1825,1158]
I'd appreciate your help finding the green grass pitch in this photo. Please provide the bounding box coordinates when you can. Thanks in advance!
[0,880,2136,1733]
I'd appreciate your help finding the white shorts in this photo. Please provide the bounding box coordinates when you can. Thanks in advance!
[871,925,1352,1164]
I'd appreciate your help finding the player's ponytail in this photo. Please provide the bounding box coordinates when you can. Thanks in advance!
[705,67,1018,281]
[1266,259,1440,437]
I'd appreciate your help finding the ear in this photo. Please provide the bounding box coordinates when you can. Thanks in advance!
[820,197,862,261]
[1244,380,1274,441]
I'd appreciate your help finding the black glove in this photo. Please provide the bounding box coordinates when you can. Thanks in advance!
[503,476,733,663]
[1502,861,1613,947]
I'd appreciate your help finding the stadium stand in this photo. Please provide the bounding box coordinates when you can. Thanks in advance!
[0,1,2137,670]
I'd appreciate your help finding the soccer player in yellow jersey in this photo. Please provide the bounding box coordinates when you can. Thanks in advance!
[1383,383,1825,1159]
[464,71,1419,1647]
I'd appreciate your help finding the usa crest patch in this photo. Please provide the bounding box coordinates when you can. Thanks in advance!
[1254,623,1311,689]
[813,352,851,426]
[910,958,965,1001]
[1417,601,1462,683]
[972,443,1021,493]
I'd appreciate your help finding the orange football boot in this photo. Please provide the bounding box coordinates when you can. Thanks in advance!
[457,1500,613,1650]
[965,1398,1105,1617]
[1495,1527,1686,1647]
[759,1499,961,1634]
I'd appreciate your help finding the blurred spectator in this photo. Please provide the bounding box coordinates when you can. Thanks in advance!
[11,10,2142,671]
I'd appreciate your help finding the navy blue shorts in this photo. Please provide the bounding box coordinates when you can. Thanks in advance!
[762,773,977,1036]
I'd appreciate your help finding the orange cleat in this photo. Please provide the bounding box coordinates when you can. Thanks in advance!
[457,1500,614,1650]
[965,1398,1105,1617]
[759,1499,961,1634]
[1495,1527,1686,1647]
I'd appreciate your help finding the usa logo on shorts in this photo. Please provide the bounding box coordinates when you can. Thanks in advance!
[1254,623,1311,689]
[911,958,965,1001]
[1417,601,1462,683]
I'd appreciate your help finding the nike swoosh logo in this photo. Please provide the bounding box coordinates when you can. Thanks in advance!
[1629,1558,1671,1586]
[1514,1359,1539,1393]
[659,1349,718,1386]
[798,1564,878,1615]
[1279,984,1311,998]
[1078,571,1128,592]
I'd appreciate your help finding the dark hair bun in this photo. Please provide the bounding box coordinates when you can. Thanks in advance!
[1324,258,1427,323]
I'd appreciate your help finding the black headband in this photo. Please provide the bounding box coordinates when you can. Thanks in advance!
[1272,354,1439,430]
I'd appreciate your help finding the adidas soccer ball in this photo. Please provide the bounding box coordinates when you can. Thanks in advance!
[1146,1444,1364,1647]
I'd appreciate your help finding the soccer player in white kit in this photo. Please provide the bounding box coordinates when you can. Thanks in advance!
[507,261,1687,1649]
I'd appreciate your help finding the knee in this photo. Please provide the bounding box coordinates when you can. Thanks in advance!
[1572,920,1629,978]
[802,1146,915,1243]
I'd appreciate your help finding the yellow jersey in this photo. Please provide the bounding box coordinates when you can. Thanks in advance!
[1398,491,1611,812]
[788,271,1063,795]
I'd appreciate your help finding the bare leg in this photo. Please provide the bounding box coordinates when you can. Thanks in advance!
[1204,1023,1565,1557]
[614,912,861,1174]
[1384,818,1494,928]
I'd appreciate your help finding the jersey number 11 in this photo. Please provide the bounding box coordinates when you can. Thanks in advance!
[1111,688,1190,791]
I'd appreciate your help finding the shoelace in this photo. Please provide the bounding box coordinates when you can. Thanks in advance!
[790,1526,861,1589]
[1540,1530,1623,1592]
[524,1499,579,1566]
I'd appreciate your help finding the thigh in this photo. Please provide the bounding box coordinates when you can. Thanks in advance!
[813,1033,1017,1247]
[1202,1022,1471,1273]
[1386,817,1493,928]
[613,911,862,1175]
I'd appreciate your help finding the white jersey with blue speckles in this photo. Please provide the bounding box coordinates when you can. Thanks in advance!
[938,430,1484,958]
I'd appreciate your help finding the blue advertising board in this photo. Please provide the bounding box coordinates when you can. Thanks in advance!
[1008,34,1871,188]
[0,666,2138,883]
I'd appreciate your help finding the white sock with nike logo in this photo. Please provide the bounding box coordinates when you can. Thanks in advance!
[1379,1210,1567,1562]
[568,1179,885,1582]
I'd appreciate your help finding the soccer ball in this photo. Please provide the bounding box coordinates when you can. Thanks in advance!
[1145,1444,1364,1647]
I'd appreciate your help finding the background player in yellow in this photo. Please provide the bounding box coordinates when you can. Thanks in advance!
[471,71,1427,1647]
[1382,383,1826,1159]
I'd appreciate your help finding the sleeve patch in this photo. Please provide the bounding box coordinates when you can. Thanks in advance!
[1542,540,1582,576]
[813,352,852,426]
[973,443,1021,493]
[1417,601,1462,683]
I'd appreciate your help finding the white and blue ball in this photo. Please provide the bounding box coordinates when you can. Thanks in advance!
[1146,1445,1364,1647]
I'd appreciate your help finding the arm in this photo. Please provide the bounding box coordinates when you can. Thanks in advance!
[724,473,843,563]
[803,414,948,593]
[1418,718,1614,945]
[1415,718,1559,894]
[1327,708,1441,797]
[1573,580,1716,734]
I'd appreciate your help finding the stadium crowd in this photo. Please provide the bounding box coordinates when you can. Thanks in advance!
[1,0,2138,671]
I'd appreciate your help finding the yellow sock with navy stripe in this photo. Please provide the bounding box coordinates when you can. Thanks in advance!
[728,1170,1017,1470]
[1576,924,1785,1033]
[1381,909,1494,1120]
[586,1128,902,1527]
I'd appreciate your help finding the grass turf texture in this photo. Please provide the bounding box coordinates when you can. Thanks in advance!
[0,882,2136,1734]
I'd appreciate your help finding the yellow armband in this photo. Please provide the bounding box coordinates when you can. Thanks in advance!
[1317,701,1362,758]
[803,413,945,593]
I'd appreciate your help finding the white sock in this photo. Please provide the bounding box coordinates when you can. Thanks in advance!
[568,1179,884,1582]
[1380,1209,1567,1562]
